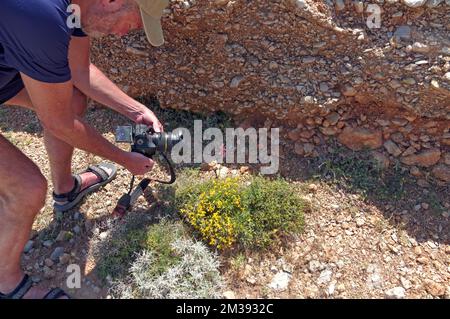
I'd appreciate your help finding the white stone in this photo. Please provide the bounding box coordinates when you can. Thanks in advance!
[218,166,229,178]
[317,269,333,285]
[223,291,236,299]
[356,217,365,227]
[292,0,308,9]
[268,271,292,291]
[336,0,346,11]
[411,42,430,54]
[403,0,427,7]
[308,260,323,272]
[99,231,109,240]
[426,0,444,7]
[369,273,383,289]
[230,75,244,88]
[385,287,406,299]
[327,281,337,295]
[400,277,412,289]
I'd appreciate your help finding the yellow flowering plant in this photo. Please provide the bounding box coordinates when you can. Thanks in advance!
[180,178,247,249]
[177,174,306,251]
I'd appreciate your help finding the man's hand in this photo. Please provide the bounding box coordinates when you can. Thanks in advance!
[122,152,155,176]
[134,108,164,132]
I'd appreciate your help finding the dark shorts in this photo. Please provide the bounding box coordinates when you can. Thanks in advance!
[0,70,25,105]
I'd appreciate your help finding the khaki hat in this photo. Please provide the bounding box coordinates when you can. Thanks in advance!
[134,0,169,47]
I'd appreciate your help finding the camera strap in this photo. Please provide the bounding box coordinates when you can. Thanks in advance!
[112,153,176,218]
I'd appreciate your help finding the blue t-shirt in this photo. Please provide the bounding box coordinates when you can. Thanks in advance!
[0,0,87,86]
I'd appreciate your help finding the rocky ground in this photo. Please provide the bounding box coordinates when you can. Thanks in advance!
[0,104,448,299]
[223,179,450,299]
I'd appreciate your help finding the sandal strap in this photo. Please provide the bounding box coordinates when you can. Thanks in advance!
[0,274,33,299]
[87,165,109,182]
[52,163,112,203]
[52,175,82,202]
[43,287,70,299]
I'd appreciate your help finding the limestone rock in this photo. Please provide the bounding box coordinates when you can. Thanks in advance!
[90,0,450,124]
[432,164,450,182]
[385,287,406,299]
[268,271,292,292]
[384,140,402,157]
[223,291,236,299]
[401,149,441,167]
[424,280,446,297]
[403,0,427,7]
[338,127,383,151]
[426,0,444,7]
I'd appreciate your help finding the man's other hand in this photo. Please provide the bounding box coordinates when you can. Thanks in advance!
[135,109,164,132]
[123,152,155,176]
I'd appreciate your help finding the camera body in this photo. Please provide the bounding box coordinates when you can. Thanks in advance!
[115,124,183,158]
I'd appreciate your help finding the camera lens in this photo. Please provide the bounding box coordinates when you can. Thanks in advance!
[153,131,183,153]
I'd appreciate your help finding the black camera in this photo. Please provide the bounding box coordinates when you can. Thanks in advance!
[112,124,184,218]
[115,124,183,158]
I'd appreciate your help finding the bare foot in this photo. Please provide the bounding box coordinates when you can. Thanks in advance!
[78,166,113,191]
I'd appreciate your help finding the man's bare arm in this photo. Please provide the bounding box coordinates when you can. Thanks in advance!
[68,37,162,131]
[20,73,153,175]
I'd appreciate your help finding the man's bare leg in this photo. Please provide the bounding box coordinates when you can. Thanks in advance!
[0,88,88,298]
[0,87,111,298]
[5,88,111,195]
[0,133,55,298]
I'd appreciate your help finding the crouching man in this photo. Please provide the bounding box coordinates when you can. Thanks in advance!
[0,0,169,299]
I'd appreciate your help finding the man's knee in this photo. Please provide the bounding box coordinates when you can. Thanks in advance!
[27,173,48,208]
[4,170,47,214]
[72,88,88,116]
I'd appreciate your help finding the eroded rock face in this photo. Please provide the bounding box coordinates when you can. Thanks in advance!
[91,0,450,183]
[91,0,450,120]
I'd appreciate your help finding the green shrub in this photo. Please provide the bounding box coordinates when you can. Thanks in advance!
[96,218,183,281]
[177,176,306,251]
[96,227,147,281]
[240,176,306,249]
[143,221,183,277]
